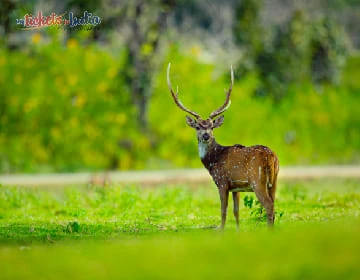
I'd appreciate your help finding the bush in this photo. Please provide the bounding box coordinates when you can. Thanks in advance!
[0,35,140,172]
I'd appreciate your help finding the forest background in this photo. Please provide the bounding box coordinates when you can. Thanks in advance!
[0,0,359,174]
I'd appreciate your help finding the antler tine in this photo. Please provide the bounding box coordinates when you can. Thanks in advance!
[167,63,200,119]
[209,65,234,119]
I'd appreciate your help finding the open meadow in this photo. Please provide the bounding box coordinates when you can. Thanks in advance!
[1,178,359,279]
[1,1,360,279]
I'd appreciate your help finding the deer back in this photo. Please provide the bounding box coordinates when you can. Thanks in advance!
[202,143,278,191]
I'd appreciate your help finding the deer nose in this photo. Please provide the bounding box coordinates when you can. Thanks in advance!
[203,133,210,141]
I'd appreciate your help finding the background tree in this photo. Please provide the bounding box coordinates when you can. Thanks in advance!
[233,6,350,102]
[310,16,350,84]
[121,0,175,130]
[255,10,311,101]
[233,0,263,74]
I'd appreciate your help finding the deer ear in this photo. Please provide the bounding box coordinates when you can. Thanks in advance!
[185,116,197,128]
[213,115,224,128]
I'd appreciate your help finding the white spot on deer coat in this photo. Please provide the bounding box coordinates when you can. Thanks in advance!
[258,166,262,180]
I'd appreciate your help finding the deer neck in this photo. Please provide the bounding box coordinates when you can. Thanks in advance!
[198,140,211,159]
[198,138,224,170]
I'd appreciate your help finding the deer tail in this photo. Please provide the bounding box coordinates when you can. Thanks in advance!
[266,156,279,189]
[266,156,279,202]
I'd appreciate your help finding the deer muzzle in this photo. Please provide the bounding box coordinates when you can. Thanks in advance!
[202,133,210,141]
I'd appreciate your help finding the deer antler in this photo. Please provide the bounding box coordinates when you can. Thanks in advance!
[167,63,200,119]
[209,65,234,119]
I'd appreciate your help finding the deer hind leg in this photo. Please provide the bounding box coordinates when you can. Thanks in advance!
[268,177,277,203]
[218,188,229,230]
[252,182,275,227]
[232,192,240,229]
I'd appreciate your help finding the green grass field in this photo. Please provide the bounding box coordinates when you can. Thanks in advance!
[1,179,360,279]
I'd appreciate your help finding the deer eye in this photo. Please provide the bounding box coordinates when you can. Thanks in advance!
[196,127,200,131]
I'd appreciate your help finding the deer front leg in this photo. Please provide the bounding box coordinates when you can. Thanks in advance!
[232,192,240,230]
[218,188,229,230]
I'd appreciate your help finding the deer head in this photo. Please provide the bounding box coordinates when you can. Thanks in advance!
[166,63,234,144]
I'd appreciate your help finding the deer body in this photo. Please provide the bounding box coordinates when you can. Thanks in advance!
[167,64,279,229]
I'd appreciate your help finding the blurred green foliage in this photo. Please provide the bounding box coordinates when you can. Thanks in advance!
[0,35,140,172]
[310,16,350,84]
[234,5,350,101]
[0,35,360,173]
[1,224,360,280]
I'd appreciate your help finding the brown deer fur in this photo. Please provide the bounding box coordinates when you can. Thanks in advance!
[167,64,279,229]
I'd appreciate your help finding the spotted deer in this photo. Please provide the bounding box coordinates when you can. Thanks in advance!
[167,63,279,229]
